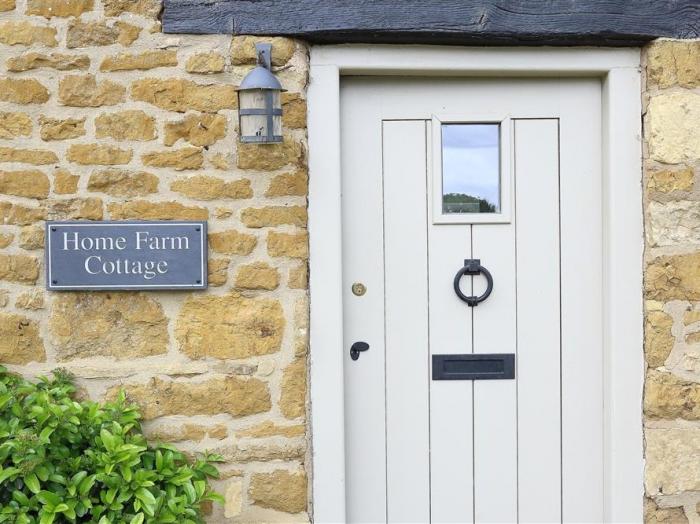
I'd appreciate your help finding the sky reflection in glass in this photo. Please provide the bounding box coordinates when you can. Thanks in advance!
[441,124,500,214]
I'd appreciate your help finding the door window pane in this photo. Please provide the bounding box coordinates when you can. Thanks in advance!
[441,124,500,214]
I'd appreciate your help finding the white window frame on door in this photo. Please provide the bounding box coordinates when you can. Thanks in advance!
[307,45,643,523]
[431,113,513,224]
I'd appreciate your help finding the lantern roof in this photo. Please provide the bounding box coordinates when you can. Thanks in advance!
[237,65,285,91]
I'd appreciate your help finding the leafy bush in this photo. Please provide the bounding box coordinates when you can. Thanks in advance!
[0,367,223,523]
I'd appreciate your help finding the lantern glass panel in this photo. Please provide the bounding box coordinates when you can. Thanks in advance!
[239,89,282,141]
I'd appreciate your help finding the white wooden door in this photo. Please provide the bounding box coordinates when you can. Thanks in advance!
[341,77,603,523]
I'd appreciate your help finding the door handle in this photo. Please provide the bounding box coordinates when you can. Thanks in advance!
[350,341,370,361]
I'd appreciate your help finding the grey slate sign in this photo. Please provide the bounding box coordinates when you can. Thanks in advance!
[46,221,207,290]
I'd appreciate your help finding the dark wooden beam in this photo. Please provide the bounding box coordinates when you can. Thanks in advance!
[162,0,700,46]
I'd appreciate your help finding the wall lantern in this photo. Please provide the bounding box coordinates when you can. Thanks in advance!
[237,43,285,143]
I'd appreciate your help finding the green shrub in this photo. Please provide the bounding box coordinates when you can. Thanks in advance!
[0,367,223,523]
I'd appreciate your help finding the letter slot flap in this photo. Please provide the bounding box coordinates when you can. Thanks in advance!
[432,354,515,380]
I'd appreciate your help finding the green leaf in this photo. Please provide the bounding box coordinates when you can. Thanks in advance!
[182,482,196,504]
[129,514,145,524]
[39,426,55,444]
[38,513,55,524]
[100,428,116,452]
[0,467,20,484]
[37,491,61,506]
[78,475,96,496]
[12,490,30,505]
[135,488,156,506]
[24,473,41,494]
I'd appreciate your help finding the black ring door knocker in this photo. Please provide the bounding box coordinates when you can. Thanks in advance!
[453,259,493,307]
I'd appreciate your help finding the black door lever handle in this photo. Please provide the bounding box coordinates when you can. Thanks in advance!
[350,341,370,361]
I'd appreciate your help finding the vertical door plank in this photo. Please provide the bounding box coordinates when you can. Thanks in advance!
[340,80,387,523]
[383,120,431,523]
[559,81,604,522]
[429,115,475,523]
[472,221,518,523]
[514,119,562,523]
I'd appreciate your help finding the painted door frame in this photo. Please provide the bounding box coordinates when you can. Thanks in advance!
[307,45,643,523]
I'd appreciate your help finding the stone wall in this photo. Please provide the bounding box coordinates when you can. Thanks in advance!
[0,0,310,521]
[643,39,700,523]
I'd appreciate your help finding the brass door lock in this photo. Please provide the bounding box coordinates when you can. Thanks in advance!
[351,282,366,296]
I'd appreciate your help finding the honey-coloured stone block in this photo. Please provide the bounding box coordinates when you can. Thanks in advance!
[0,148,57,166]
[87,169,158,197]
[0,78,49,104]
[0,202,47,225]
[164,113,226,147]
[234,262,279,290]
[171,176,251,201]
[645,310,674,368]
[267,231,308,259]
[48,198,103,220]
[645,427,700,495]
[0,112,32,139]
[237,421,305,438]
[209,230,257,255]
[176,293,284,359]
[186,52,226,74]
[67,144,132,165]
[0,0,15,11]
[59,75,125,107]
[282,92,307,129]
[39,116,86,141]
[26,0,93,17]
[249,470,307,514]
[18,225,44,250]
[66,19,138,48]
[100,50,177,72]
[95,110,156,141]
[50,293,168,361]
[237,140,303,170]
[108,200,208,220]
[214,441,304,463]
[647,40,700,89]
[131,78,237,113]
[647,91,700,164]
[0,313,45,364]
[645,370,700,420]
[146,423,228,443]
[142,147,203,170]
[102,0,160,17]
[280,356,306,419]
[646,252,700,301]
[0,170,50,199]
[265,169,308,197]
[53,169,79,194]
[230,36,296,66]
[241,206,307,228]
[0,254,40,284]
[288,262,307,289]
[647,166,694,193]
[0,21,56,46]
[115,21,140,46]
[15,289,44,310]
[7,52,89,71]
[108,376,271,419]
[207,257,229,287]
